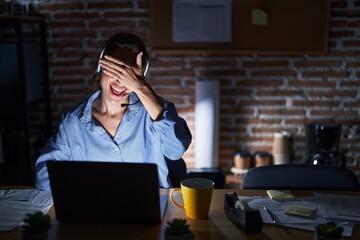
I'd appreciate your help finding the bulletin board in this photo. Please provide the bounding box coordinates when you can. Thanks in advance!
[150,0,331,55]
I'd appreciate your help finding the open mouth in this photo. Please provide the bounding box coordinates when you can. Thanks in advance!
[110,85,127,97]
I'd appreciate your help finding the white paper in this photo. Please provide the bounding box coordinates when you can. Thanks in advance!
[195,80,219,168]
[238,195,354,237]
[172,0,232,42]
[315,193,360,222]
[0,189,53,232]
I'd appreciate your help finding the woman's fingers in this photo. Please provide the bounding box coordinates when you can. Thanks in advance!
[99,55,145,90]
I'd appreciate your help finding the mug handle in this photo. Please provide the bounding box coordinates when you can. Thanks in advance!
[169,188,185,209]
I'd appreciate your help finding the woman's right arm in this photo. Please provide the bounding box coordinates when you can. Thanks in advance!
[35,118,71,191]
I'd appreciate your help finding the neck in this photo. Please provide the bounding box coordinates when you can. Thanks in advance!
[92,96,127,118]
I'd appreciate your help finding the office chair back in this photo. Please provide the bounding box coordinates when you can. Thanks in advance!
[187,167,225,189]
[166,158,187,188]
[242,164,360,191]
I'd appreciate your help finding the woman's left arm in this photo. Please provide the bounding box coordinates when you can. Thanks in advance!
[150,101,192,160]
[133,81,165,121]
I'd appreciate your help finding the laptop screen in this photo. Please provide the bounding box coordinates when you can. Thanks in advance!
[47,161,167,224]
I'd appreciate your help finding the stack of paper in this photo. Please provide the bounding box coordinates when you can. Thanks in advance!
[315,193,360,222]
[237,193,359,237]
[0,189,53,231]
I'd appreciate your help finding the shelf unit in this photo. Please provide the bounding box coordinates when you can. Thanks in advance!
[0,15,52,185]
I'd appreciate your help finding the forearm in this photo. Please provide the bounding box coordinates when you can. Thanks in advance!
[135,83,164,121]
[150,103,192,159]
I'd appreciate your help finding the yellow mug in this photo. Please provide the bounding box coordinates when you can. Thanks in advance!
[170,178,214,219]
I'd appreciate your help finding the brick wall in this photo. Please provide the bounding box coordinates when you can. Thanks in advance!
[35,0,360,172]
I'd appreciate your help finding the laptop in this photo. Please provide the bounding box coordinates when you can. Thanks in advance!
[47,161,167,225]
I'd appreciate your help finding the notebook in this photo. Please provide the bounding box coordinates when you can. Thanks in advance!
[47,161,167,225]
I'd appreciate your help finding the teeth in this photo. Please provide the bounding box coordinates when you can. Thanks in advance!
[111,85,125,96]
[112,87,121,94]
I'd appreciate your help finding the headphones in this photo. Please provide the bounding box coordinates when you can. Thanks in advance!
[95,33,149,76]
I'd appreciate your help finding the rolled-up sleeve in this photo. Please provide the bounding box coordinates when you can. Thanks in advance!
[35,117,71,191]
[150,102,192,160]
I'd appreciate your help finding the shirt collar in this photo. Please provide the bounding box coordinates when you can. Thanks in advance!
[79,91,141,126]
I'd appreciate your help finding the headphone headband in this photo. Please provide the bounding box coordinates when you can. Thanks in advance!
[95,33,149,76]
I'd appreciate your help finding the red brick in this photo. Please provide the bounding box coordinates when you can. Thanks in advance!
[219,98,236,106]
[235,136,273,143]
[310,110,358,117]
[151,70,194,77]
[331,10,360,18]
[330,30,354,38]
[47,41,83,48]
[87,2,133,9]
[54,12,99,19]
[37,2,84,11]
[256,89,303,97]
[237,100,285,107]
[243,60,289,68]
[251,70,297,77]
[344,40,360,47]
[53,69,93,76]
[220,126,247,133]
[285,119,307,125]
[341,80,360,87]
[302,71,350,78]
[235,118,282,125]
[155,88,194,96]
[347,62,360,67]
[330,20,347,28]
[149,79,182,86]
[237,80,283,87]
[344,101,360,107]
[191,60,236,68]
[104,11,149,18]
[221,108,255,115]
[89,20,135,28]
[52,30,97,38]
[199,69,246,76]
[349,20,360,27]
[308,90,357,97]
[252,127,296,135]
[294,60,342,68]
[149,60,186,67]
[328,50,360,57]
[259,109,306,116]
[46,21,86,29]
[293,100,340,107]
[289,80,336,88]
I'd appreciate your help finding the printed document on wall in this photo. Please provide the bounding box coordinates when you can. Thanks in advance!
[172,0,232,42]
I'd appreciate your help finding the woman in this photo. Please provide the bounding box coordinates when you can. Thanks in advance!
[35,33,192,190]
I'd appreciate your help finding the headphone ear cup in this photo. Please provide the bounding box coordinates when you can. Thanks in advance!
[142,54,149,76]
[96,46,106,73]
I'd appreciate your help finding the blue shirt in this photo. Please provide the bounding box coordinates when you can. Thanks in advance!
[35,91,192,190]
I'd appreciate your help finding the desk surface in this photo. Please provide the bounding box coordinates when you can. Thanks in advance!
[2,189,360,240]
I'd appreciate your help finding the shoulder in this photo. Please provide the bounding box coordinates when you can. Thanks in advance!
[62,91,100,125]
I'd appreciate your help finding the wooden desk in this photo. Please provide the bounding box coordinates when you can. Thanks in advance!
[2,189,360,240]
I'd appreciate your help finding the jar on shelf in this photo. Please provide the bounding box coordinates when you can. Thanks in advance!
[233,151,251,170]
[254,151,270,167]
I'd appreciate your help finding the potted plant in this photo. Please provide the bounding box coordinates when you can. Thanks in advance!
[22,211,51,240]
[164,218,194,240]
[315,222,343,240]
